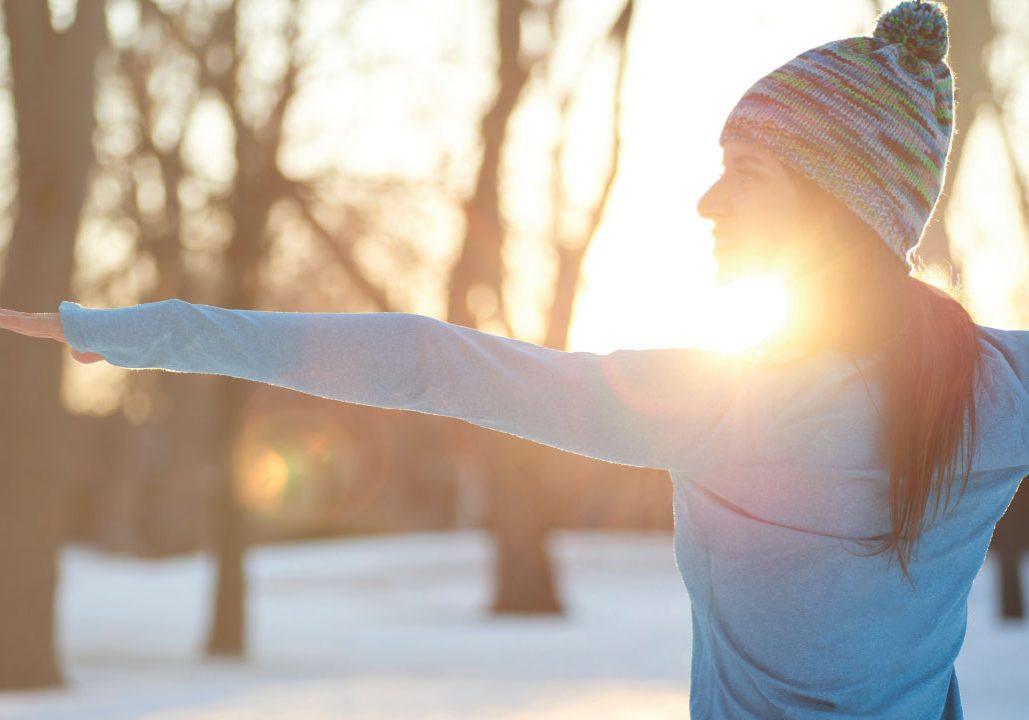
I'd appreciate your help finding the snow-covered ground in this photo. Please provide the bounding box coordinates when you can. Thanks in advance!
[0,530,1026,719]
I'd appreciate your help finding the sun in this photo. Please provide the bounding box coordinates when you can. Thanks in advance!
[693,274,790,352]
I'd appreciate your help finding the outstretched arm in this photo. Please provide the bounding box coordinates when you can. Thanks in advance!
[53,298,740,472]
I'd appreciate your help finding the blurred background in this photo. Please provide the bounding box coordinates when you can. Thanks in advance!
[0,0,1026,717]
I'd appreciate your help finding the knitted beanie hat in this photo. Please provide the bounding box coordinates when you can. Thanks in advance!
[718,0,953,270]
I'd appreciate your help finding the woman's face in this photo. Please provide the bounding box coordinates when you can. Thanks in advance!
[696,140,814,283]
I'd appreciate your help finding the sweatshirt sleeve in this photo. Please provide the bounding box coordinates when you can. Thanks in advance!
[59,298,740,472]
[975,325,1029,467]
[990,328,1029,397]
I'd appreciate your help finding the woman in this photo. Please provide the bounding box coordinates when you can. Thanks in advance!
[2,1,1027,717]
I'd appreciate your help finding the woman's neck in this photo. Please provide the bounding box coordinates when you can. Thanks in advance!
[759,268,909,362]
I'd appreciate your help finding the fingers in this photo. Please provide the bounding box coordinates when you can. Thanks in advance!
[0,309,64,342]
[0,310,46,338]
[71,348,106,364]
[0,308,103,362]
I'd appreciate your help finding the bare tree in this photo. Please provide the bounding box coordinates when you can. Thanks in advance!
[147,0,309,656]
[140,0,407,655]
[445,0,634,614]
[0,1,108,689]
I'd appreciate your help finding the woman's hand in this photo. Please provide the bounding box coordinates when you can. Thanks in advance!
[0,307,106,363]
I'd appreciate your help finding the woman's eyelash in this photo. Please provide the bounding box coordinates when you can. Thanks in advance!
[719,169,757,183]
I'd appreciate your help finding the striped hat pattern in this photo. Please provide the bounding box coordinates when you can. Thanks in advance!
[718,0,953,270]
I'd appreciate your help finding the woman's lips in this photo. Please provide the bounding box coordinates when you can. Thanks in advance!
[713,235,744,258]
[713,231,739,248]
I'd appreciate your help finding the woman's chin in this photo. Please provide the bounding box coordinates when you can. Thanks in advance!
[715,256,761,284]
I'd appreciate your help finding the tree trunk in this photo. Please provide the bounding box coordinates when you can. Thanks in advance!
[0,0,106,689]
[202,0,293,656]
[486,432,561,613]
[204,376,251,655]
[994,474,1029,620]
[442,0,562,615]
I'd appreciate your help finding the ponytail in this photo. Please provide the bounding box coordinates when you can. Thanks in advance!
[787,170,985,585]
[871,259,985,585]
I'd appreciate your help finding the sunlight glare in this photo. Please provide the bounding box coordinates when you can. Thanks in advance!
[693,274,790,352]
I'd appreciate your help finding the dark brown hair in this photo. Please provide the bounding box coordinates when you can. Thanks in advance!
[791,173,985,586]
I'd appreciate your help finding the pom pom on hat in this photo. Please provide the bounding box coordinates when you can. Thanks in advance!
[873,0,949,63]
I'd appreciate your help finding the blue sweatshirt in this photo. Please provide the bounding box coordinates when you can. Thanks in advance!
[58,298,1029,719]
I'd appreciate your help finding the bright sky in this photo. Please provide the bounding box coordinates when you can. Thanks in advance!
[566,0,1028,351]
[39,0,1029,366]
[279,0,1026,352]
[566,0,866,352]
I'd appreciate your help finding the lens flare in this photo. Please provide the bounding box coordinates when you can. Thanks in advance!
[239,447,292,513]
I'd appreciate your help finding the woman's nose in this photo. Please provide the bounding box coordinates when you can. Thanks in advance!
[696,178,728,221]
